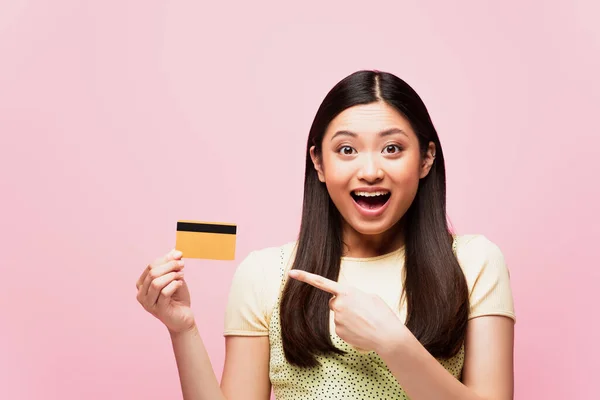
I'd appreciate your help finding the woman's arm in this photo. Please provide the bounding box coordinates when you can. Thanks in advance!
[170,325,271,400]
[170,324,225,400]
[288,261,515,400]
[378,315,514,400]
[221,336,271,399]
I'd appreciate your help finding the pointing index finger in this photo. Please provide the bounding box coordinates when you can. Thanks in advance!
[288,270,343,295]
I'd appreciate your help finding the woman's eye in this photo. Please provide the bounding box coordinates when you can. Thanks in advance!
[339,146,356,155]
[383,144,402,154]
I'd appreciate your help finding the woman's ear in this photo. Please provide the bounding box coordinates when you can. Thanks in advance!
[420,142,436,179]
[309,146,325,182]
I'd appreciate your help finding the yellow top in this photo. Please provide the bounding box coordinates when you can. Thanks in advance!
[224,234,516,399]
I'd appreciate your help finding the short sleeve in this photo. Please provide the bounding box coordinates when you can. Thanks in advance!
[223,251,270,336]
[456,235,516,322]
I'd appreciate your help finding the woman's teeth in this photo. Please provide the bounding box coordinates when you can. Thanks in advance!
[353,191,389,197]
[351,190,391,212]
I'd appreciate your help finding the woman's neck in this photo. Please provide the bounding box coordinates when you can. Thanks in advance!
[341,220,405,259]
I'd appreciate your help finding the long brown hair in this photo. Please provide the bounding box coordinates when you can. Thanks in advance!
[279,70,469,368]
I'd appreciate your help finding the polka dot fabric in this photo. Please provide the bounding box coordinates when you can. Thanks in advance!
[268,241,465,400]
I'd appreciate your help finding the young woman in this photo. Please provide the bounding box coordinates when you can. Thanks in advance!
[136,70,516,400]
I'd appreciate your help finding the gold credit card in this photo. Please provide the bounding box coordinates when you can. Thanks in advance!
[175,220,237,260]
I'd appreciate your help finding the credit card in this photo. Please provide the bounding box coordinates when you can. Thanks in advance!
[175,220,237,260]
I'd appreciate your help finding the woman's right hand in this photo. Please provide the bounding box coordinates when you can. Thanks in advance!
[136,249,196,334]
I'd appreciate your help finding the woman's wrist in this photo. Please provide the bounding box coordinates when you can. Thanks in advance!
[169,322,199,340]
[374,318,411,358]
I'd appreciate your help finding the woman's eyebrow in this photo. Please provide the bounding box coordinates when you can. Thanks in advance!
[330,128,408,141]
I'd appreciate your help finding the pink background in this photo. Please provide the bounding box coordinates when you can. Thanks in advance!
[1,1,598,399]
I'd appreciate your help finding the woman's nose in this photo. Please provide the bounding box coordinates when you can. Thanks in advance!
[357,155,384,182]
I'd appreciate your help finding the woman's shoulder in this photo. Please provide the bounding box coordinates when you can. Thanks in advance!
[453,234,516,321]
[238,240,298,275]
[230,240,298,298]
[453,234,505,263]
[224,241,298,336]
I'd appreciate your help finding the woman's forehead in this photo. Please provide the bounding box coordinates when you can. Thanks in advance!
[326,102,412,138]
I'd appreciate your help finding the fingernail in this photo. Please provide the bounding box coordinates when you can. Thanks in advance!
[173,250,183,257]
[178,260,185,267]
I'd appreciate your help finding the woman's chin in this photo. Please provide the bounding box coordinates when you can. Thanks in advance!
[343,217,402,237]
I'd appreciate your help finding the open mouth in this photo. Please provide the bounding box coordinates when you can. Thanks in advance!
[351,190,391,210]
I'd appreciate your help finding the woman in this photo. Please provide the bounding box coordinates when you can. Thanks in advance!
[136,70,516,400]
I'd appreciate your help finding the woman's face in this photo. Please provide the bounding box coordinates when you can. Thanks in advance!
[310,101,435,241]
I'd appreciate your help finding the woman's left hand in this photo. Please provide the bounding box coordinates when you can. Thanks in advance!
[288,269,407,353]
